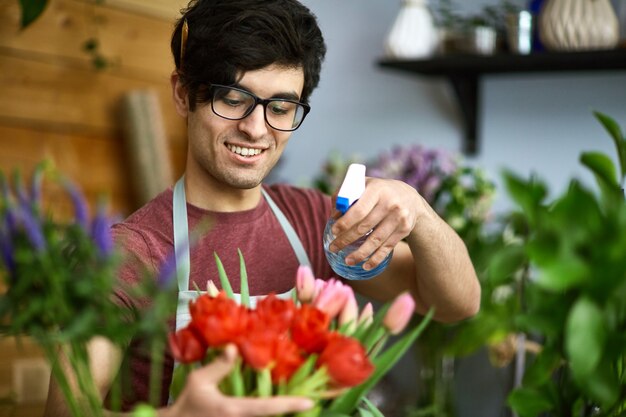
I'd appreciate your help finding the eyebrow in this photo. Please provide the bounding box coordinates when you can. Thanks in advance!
[233,83,301,101]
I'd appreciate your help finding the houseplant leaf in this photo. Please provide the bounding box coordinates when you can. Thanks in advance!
[593,110,626,180]
[18,0,49,29]
[565,297,606,379]
[507,387,553,417]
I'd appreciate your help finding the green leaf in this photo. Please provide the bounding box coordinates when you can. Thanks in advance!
[593,111,626,180]
[487,243,526,285]
[565,297,606,379]
[580,152,620,197]
[580,151,618,187]
[18,0,49,29]
[213,252,234,298]
[535,256,589,292]
[169,364,191,401]
[328,308,434,414]
[576,358,620,408]
[502,171,547,223]
[360,397,384,417]
[507,387,553,417]
[237,249,250,308]
[522,348,561,388]
[318,412,352,417]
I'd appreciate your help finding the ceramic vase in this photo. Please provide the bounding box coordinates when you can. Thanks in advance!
[385,0,438,59]
[538,0,619,50]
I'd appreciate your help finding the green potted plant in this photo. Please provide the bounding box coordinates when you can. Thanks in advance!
[450,111,626,416]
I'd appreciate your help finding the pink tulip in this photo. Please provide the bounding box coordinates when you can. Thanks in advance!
[296,265,316,303]
[313,279,350,319]
[383,292,415,335]
[312,278,325,300]
[357,302,374,328]
[338,285,358,333]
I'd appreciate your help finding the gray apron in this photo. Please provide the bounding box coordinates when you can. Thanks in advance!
[171,176,311,332]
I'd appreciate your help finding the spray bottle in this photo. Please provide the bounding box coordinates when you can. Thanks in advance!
[323,163,393,280]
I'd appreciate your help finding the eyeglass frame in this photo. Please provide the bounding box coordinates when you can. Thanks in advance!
[207,84,311,132]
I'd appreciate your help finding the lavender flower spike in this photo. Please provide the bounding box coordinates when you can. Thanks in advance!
[0,226,15,276]
[90,205,114,258]
[19,205,46,252]
[63,179,89,229]
[156,249,181,289]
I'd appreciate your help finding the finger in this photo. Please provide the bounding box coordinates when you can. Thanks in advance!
[345,217,401,267]
[191,344,238,385]
[329,202,382,253]
[227,395,314,416]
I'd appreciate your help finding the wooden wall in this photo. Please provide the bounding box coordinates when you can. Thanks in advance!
[0,0,187,414]
[0,0,188,218]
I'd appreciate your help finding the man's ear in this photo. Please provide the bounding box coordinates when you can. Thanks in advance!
[171,71,189,117]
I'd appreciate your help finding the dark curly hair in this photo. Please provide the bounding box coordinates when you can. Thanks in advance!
[171,0,326,111]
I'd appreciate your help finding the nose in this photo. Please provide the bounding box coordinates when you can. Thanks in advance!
[237,103,269,139]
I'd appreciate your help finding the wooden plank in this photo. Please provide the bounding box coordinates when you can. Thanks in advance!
[0,54,186,142]
[0,124,133,216]
[0,124,186,217]
[0,0,178,79]
[103,0,188,21]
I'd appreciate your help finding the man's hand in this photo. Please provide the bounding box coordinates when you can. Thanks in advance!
[163,345,314,417]
[329,177,422,270]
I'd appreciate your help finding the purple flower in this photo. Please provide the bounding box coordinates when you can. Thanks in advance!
[63,180,89,229]
[0,225,15,276]
[18,204,46,252]
[90,206,113,258]
[156,248,181,289]
[367,144,458,205]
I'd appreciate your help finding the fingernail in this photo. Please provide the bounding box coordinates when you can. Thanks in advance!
[363,262,372,271]
[296,399,314,410]
[345,257,355,266]
[329,244,337,253]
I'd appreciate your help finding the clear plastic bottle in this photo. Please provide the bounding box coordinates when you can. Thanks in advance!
[323,164,393,280]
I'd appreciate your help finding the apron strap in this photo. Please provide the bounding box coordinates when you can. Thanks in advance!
[261,188,312,268]
[173,177,191,292]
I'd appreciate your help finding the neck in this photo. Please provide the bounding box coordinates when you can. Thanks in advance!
[183,173,263,212]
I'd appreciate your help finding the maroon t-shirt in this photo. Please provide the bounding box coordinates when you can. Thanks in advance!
[110,183,334,408]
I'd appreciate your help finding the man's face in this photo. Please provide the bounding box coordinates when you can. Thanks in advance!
[186,65,305,190]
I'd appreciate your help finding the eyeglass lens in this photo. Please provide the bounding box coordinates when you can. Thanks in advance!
[211,86,307,131]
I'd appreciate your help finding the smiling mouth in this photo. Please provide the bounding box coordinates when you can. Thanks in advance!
[226,144,264,157]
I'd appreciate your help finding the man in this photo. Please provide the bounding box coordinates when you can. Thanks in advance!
[44,0,480,416]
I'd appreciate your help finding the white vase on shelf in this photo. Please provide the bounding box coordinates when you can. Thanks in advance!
[538,0,619,50]
[385,0,438,59]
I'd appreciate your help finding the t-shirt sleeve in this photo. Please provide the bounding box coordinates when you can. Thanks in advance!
[111,223,161,312]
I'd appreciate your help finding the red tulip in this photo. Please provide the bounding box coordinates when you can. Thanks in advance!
[190,292,248,347]
[256,293,296,335]
[238,316,278,370]
[271,338,304,384]
[291,304,331,353]
[317,334,374,387]
[168,327,207,364]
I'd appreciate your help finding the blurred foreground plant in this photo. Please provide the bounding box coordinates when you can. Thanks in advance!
[0,162,176,416]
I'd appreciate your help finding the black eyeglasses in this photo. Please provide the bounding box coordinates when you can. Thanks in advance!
[209,84,310,132]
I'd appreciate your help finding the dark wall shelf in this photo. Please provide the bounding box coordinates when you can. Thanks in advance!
[378,48,626,155]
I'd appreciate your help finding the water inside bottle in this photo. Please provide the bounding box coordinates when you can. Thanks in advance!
[323,218,392,280]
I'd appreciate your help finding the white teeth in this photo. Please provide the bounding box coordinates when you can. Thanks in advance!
[227,144,262,157]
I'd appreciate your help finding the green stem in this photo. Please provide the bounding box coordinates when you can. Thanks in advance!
[40,340,82,417]
[67,342,102,417]
[148,337,165,407]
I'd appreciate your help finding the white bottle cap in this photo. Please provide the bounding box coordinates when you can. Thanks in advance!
[336,163,366,214]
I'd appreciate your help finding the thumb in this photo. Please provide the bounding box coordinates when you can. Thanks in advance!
[193,344,238,385]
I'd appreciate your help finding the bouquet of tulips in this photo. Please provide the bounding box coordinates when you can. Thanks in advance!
[168,254,433,416]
